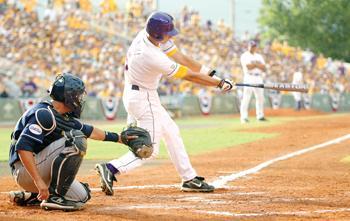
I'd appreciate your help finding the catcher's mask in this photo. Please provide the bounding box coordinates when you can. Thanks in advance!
[48,72,86,118]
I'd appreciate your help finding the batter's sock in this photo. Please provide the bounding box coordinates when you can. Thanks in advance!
[106,163,119,175]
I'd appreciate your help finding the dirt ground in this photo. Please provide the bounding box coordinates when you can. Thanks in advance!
[1,109,350,221]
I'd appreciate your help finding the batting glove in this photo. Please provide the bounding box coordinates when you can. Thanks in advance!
[218,79,235,92]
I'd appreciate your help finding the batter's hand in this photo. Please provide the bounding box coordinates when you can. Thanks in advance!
[218,79,235,92]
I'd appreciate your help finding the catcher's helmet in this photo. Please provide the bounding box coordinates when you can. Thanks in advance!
[49,73,86,118]
[146,11,178,41]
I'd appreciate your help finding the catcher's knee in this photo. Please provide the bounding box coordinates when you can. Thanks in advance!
[49,130,87,196]
[64,181,91,203]
[81,182,91,202]
[64,130,87,155]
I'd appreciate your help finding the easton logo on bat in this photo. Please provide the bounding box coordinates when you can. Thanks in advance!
[271,83,308,90]
[235,82,308,92]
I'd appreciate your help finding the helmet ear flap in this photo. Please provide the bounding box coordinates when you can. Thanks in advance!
[154,33,163,40]
[49,75,65,102]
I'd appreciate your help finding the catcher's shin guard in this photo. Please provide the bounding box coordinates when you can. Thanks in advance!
[49,130,87,197]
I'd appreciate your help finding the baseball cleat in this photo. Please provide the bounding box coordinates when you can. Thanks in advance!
[40,195,83,211]
[258,117,268,121]
[181,176,215,192]
[9,191,41,206]
[95,163,116,196]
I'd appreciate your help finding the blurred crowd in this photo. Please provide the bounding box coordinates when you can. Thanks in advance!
[0,1,349,99]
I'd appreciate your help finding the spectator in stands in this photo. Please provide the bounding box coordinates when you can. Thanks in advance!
[2,75,21,97]
[0,2,348,100]
[21,77,38,98]
[0,80,9,98]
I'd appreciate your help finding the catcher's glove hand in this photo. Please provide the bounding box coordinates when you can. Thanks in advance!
[121,125,153,159]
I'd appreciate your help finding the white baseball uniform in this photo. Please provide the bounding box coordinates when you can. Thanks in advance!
[108,29,197,181]
[292,71,303,102]
[240,51,266,121]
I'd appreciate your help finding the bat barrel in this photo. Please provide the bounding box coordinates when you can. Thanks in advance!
[235,83,309,93]
[264,83,309,93]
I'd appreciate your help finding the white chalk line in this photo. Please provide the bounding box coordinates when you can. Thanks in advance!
[89,184,178,192]
[93,133,350,190]
[87,132,350,192]
[97,204,350,218]
[195,208,350,217]
[1,134,350,219]
[212,133,350,188]
[1,134,349,195]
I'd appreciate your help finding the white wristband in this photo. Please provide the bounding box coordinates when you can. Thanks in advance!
[199,65,211,75]
[213,75,222,81]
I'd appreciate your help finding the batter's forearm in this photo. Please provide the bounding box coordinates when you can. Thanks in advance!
[184,73,221,87]
[182,57,202,72]
[171,51,202,73]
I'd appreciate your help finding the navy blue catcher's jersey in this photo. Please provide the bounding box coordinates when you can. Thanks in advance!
[9,101,93,167]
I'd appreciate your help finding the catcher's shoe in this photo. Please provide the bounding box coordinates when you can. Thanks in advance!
[95,163,116,196]
[9,191,41,206]
[40,195,84,211]
[181,176,215,192]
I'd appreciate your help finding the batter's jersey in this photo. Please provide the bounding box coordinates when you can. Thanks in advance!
[8,101,93,168]
[124,29,187,90]
[240,51,265,75]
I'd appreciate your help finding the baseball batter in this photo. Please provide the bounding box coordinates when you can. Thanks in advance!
[240,40,267,123]
[95,11,234,194]
[8,73,136,211]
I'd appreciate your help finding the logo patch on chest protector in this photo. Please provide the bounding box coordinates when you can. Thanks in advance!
[29,124,42,135]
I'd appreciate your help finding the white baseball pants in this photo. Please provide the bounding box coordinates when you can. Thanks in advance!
[12,138,89,202]
[109,85,197,181]
[240,74,265,121]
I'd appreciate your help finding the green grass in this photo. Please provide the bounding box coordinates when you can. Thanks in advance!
[340,156,350,163]
[0,114,331,161]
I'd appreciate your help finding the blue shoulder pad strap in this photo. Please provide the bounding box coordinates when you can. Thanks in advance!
[35,108,56,131]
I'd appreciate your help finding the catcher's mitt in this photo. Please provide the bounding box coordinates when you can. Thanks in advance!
[121,125,153,159]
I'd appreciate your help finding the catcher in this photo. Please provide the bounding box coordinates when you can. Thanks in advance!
[8,73,151,211]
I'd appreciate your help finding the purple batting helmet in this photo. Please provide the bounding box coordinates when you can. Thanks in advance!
[146,11,179,41]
